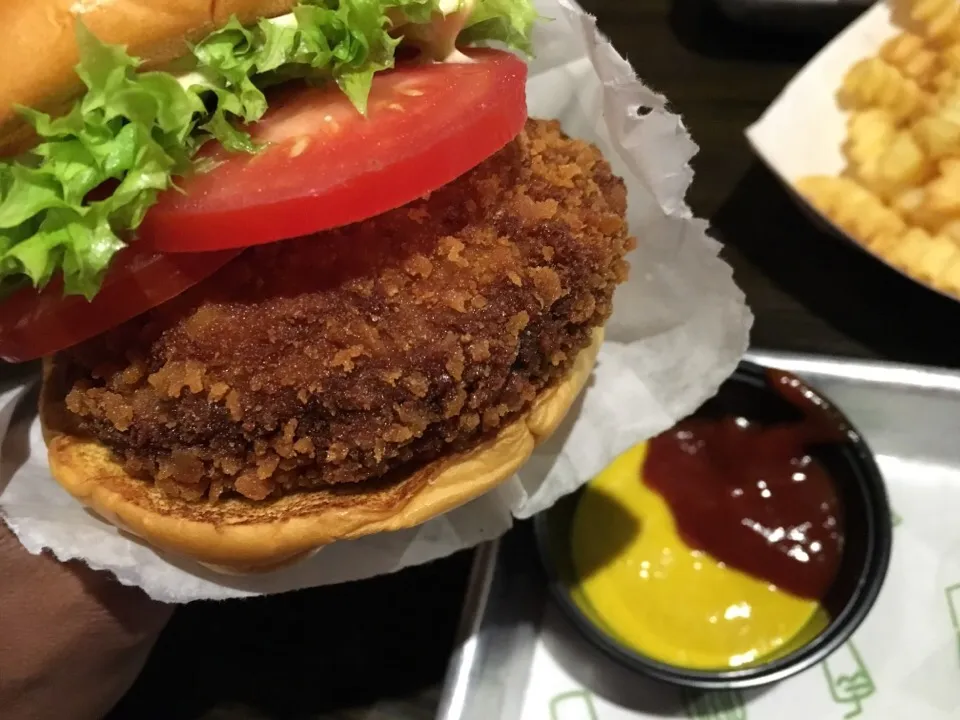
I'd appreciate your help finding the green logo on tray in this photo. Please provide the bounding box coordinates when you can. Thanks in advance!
[891,509,902,527]
[549,690,599,720]
[946,582,960,664]
[682,689,747,720]
[821,640,875,718]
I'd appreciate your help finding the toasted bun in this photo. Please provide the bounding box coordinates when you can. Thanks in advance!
[40,329,602,574]
[0,0,298,155]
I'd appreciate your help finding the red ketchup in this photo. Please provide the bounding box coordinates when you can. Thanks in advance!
[642,369,846,601]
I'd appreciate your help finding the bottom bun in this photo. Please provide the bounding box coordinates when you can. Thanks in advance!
[40,329,602,574]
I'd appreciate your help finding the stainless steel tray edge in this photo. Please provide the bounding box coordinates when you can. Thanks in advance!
[436,529,547,720]
[436,350,960,720]
[744,350,960,391]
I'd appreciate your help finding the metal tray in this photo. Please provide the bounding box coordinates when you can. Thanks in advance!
[435,351,960,720]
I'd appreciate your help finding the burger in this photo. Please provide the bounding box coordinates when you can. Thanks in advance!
[0,0,635,573]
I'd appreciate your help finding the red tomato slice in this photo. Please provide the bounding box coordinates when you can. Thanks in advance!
[139,48,528,252]
[0,247,240,362]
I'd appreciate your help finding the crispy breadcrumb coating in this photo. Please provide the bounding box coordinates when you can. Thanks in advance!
[55,119,635,502]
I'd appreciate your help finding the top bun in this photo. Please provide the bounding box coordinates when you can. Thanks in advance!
[0,0,298,155]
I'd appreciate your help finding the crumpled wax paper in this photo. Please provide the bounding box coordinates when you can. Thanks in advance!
[0,0,751,602]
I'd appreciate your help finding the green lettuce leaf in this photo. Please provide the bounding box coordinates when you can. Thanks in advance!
[0,0,535,302]
[0,23,209,299]
[460,0,538,53]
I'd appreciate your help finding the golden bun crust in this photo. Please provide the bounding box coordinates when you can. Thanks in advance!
[40,329,602,574]
[0,0,298,156]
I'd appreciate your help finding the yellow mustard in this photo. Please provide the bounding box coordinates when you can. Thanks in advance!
[569,442,828,670]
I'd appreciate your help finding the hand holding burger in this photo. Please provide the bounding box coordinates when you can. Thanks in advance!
[0,522,172,720]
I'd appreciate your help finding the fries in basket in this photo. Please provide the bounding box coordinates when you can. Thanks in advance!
[794,1,960,297]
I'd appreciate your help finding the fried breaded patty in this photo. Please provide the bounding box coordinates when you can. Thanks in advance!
[54,119,635,502]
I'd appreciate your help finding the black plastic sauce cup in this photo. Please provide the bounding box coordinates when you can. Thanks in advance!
[534,359,894,690]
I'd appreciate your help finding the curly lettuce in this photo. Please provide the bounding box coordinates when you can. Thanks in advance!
[461,0,538,53]
[0,0,535,301]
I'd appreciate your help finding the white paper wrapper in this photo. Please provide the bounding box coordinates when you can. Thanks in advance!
[0,0,751,603]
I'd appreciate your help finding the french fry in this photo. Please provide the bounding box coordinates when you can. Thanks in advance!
[796,7,960,302]
[858,129,929,197]
[846,109,897,168]
[936,254,960,294]
[941,42,960,73]
[920,157,960,215]
[911,84,960,158]
[891,185,947,229]
[881,31,943,88]
[840,57,931,121]
[910,0,960,47]
[938,218,960,243]
[887,227,958,282]
[911,114,960,157]
[795,176,906,245]
[931,67,958,96]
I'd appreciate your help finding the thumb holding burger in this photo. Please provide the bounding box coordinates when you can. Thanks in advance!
[0,522,172,720]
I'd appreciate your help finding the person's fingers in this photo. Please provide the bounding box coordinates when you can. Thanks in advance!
[0,522,174,720]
